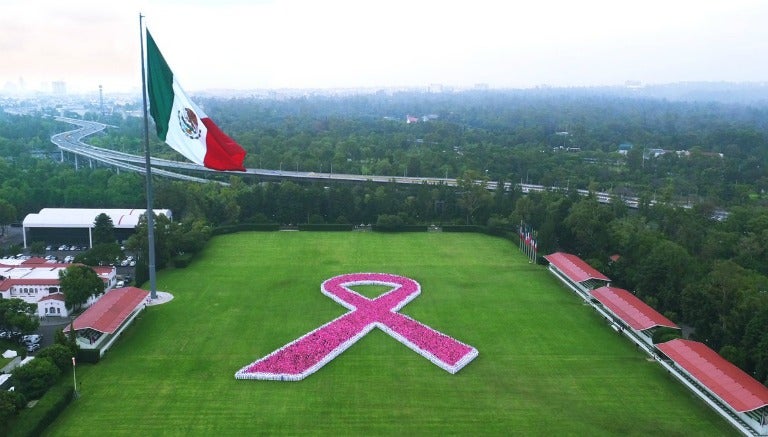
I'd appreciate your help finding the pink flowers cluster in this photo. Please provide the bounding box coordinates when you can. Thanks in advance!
[235,273,478,381]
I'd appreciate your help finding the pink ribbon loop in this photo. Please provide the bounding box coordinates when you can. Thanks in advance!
[236,273,478,381]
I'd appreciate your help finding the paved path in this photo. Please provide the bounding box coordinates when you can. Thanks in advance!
[146,291,174,306]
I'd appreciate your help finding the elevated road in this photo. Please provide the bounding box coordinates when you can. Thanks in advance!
[51,117,727,217]
[52,117,459,188]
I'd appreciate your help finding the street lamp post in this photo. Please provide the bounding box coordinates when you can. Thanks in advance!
[72,356,79,399]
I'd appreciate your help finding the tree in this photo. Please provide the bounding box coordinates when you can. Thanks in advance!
[174,219,212,255]
[0,390,25,431]
[634,239,693,317]
[36,344,76,373]
[626,146,644,173]
[58,264,106,311]
[126,213,177,270]
[0,298,39,334]
[0,198,16,237]
[29,241,46,256]
[456,170,492,225]
[11,357,59,400]
[55,328,78,354]
[92,212,116,245]
[563,197,613,258]
[376,213,404,231]
[75,243,123,268]
[681,260,766,352]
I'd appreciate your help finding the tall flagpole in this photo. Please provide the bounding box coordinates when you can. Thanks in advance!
[139,14,158,300]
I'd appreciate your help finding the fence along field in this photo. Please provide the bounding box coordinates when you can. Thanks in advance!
[47,232,734,436]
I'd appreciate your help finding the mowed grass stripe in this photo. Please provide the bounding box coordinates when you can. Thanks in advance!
[47,232,735,436]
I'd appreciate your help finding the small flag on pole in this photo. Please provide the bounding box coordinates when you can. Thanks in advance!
[145,30,247,171]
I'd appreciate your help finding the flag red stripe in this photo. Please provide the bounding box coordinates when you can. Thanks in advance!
[200,118,246,171]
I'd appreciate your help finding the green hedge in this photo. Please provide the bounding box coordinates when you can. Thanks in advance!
[297,224,354,231]
[172,253,194,268]
[7,383,74,437]
[76,348,101,364]
[372,225,425,233]
[212,223,280,235]
[442,225,484,233]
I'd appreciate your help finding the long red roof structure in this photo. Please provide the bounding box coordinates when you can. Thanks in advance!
[64,287,149,334]
[657,339,768,413]
[544,252,610,283]
[591,286,678,331]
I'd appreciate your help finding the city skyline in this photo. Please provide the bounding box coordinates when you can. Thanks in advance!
[2,0,768,94]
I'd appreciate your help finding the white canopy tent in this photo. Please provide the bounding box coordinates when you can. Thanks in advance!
[22,208,172,248]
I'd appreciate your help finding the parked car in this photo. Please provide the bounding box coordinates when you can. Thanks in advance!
[26,343,41,353]
[21,334,42,345]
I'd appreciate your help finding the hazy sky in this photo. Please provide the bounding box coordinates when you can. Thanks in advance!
[2,0,768,94]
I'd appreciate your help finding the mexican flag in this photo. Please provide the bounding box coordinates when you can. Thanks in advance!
[146,30,246,171]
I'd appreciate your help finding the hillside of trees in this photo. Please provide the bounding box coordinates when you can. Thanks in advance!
[1,89,767,384]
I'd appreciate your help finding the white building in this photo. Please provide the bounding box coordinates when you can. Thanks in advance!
[22,208,172,249]
[0,257,116,318]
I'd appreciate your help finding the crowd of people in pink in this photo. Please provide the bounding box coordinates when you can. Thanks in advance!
[235,273,478,381]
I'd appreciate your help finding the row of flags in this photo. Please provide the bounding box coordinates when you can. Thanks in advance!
[518,222,538,263]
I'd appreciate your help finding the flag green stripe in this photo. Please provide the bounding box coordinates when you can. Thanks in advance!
[146,30,175,140]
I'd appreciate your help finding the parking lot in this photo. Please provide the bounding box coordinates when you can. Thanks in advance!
[4,241,137,274]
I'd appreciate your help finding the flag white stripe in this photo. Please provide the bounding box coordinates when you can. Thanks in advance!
[163,78,209,166]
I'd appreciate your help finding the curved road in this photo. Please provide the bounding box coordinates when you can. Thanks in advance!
[51,117,459,188]
[52,117,726,216]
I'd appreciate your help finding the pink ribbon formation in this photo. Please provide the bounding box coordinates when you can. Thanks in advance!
[235,273,479,381]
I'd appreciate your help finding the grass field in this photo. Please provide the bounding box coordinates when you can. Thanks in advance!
[47,232,735,436]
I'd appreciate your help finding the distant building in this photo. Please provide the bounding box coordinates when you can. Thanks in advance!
[406,115,419,124]
[646,148,668,158]
[677,149,724,159]
[618,143,633,155]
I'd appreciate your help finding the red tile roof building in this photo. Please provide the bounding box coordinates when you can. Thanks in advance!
[544,252,610,283]
[657,339,768,434]
[657,339,768,413]
[544,252,610,300]
[0,257,117,317]
[63,287,150,357]
[65,287,149,334]
[590,286,678,331]
[590,286,679,348]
